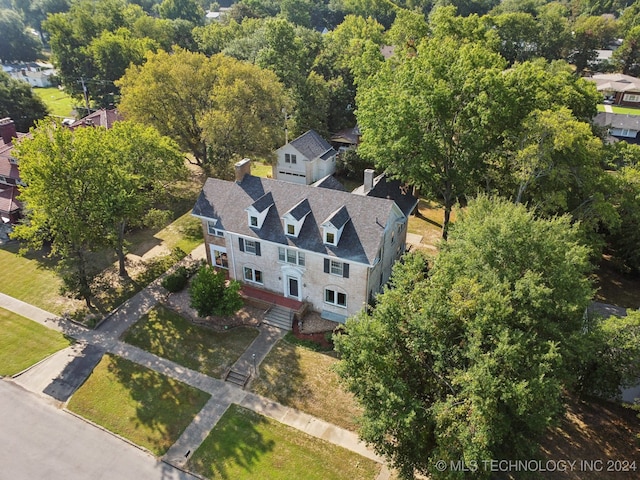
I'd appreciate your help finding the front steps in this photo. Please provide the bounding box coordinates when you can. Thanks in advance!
[225,369,250,388]
[263,305,293,330]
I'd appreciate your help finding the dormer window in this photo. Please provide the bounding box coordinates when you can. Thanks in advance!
[245,192,274,229]
[282,198,310,238]
[322,206,349,246]
[325,231,335,245]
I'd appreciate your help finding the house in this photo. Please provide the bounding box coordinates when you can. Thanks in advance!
[192,159,418,324]
[68,108,123,130]
[593,112,640,142]
[588,73,640,107]
[0,118,27,224]
[2,62,56,88]
[273,130,338,185]
[330,125,361,152]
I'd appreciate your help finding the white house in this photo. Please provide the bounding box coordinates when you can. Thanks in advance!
[193,159,418,325]
[273,130,338,185]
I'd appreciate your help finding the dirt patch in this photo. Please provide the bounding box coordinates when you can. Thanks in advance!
[594,255,640,309]
[162,284,263,331]
[539,395,640,479]
[291,312,336,349]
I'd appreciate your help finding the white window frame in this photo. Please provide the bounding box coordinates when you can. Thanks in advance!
[211,246,228,269]
[286,223,295,235]
[325,231,336,245]
[623,93,640,102]
[244,267,263,284]
[244,239,257,255]
[325,288,347,308]
[250,215,258,227]
[330,260,343,276]
[278,247,305,266]
[207,221,224,237]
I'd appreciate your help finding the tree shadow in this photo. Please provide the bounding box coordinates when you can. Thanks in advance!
[105,354,211,456]
[186,404,276,480]
[43,344,104,402]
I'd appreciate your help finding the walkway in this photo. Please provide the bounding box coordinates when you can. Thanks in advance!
[0,248,388,478]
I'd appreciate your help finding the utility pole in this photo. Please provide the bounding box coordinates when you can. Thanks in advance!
[282,108,289,144]
[78,77,90,114]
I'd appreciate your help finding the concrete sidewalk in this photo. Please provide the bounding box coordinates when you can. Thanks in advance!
[230,323,286,378]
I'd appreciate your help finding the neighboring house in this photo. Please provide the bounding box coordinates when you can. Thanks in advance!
[593,112,640,142]
[2,62,56,88]
[588,73,640,106]
[193,159,418,324]
[0,118,27,224]
[0,109,122,224]
[273,130,338,185]
[330,125,361,152]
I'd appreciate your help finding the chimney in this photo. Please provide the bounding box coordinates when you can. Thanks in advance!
[0,118,18,145]
[234,158,252,183]
[364,169,375,194]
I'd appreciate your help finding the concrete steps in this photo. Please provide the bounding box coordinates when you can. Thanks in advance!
[225,370,249,388]
[263,305,293,331]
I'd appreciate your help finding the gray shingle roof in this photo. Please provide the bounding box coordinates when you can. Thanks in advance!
[286,198,311,221]
[251,192,274,212]
[352,173,419,217]
[192,175,400,264]
[289,130,336,160]
[323,205,350,229]
[311,175,347,192]
[594,112,640,132]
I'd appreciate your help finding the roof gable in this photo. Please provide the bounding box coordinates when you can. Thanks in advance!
[288,130,336,160]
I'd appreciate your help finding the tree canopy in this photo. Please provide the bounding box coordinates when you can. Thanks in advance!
[117,48,290,176]
[0,8,42,62]
[335,196,594,479]
[0,70,49,132]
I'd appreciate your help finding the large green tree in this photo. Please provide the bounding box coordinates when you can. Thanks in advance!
[0,8,42,61]
[336,196,594,479]
[356,36,507,238]
[117,48,290,175]
[0,70,49,132]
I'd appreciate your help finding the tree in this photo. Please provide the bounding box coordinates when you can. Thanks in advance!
[487,12,540,65]
[117,48,290,175]
[569,14,617,74]
[356,37,507,238]
[189,265,243,317]
[158,0,204,24]
[0,8,42,62]
[535,2,572,61]
[0,71,49,132]
[613,24,640,76]
[607,164,640,275]
[97,121,185,277]
[12,121,110,307]
[335,196,593,479]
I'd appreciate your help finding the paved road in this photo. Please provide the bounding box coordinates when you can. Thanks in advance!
[0,381,198,480]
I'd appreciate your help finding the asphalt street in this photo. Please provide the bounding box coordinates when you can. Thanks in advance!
[0,381,198,480]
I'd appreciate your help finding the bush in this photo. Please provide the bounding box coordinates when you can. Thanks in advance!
[162,266,189,292]
[189,265,243,317]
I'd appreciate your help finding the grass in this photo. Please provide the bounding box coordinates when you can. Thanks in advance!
[250,337,362,432]
[251,160,273,178]
[0,243,70,314]
[32,86,76,118]
[67,353,210,456]
[123,304,259,378]
[0,307,72,376]
[407,199,454,251]
[188,404,380,480]
[597,104,640,115]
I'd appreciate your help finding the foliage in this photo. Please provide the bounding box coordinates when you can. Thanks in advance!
[335,148,372,179]
[607,165,640,275]
[158,0,204,24]
[161,266,189,292]
[0,8,42,61]
[575,309,640,399]
[335,197,594,479]
[569,14,617,74]
[0,71,49,132]
[117,48,290,175]
[189,265,243,317]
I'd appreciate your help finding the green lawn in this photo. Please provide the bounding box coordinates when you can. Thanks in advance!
[33,86,76,118]
[597,104,640,115]
[251,161,273,178]
[123,305,259,378]
[0,307,72,376]
[188,404,380,480]
[0,243,67,314]
[250,338,362,432]
[67,353,210,456]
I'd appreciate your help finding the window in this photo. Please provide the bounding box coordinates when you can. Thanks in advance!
[250,216,258,227]
[245,240,257,255]
[623,93,640,102]
[325,288,347,307]
[0,175,7,185]
[244,267,263,284]
[211,247,228,269]
[285,153,297,164]
[324,258,349,277]
[278,247,305,266]
[287,223,295,235]
[207,221,224,237]
[325,232,335,244]
[391,230,395,244]
[330,260,343,276]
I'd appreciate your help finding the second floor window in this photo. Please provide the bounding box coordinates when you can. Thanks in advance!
[285,153,297,164]
[239,238,261,256]
[279,247,305,266]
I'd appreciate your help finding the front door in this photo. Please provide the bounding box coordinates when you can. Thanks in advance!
[287,276,299,299]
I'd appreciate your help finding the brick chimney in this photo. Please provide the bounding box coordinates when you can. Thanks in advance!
[364,169,375,194]
[234,158,252,183]
[0,118,17,145]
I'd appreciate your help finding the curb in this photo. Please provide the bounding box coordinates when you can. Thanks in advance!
[11,341,80,379]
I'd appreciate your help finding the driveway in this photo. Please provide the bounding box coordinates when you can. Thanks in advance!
[0,381,198,480]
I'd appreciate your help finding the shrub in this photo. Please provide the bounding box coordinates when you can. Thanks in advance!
[162,266,189,293]
[189,265,243,317]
